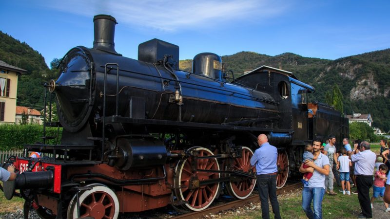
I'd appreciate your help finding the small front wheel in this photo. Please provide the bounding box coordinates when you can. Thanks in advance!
[67,184,119,219]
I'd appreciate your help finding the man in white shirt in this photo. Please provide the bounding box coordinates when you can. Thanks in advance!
[351,141,376,218]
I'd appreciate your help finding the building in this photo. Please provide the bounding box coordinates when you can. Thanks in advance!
[346,113,373,127]
[0,60,26,124]
[15,106,42,125]
[373,127,384,135]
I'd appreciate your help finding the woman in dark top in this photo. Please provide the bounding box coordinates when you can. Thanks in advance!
[382,148,390,172]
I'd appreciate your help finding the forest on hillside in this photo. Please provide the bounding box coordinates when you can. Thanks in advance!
[0,31,59,109]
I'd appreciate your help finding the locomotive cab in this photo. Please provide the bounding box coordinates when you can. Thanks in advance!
[233,66,314,143]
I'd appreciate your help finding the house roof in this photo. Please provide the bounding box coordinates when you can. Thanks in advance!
[244,65,295,77]
[0,60,27,74]
[16,106,41,116]
[346,113,371,120]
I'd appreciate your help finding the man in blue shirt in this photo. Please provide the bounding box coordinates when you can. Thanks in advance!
[250,134,281,219]
[343,138,352,155]
[300,139,330,219]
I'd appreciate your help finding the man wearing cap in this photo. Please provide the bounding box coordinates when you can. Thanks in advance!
[250,134,281,219]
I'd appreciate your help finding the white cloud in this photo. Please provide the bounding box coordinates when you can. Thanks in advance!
[43,0,289,31]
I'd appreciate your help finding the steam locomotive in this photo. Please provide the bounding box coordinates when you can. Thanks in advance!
[1,15,348,219]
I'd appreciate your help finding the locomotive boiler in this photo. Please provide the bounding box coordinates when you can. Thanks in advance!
[1,14,349,219]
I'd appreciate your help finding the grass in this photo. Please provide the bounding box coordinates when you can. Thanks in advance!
[225,185,364,219]
[370,143,381,154]
[0,184,24,214]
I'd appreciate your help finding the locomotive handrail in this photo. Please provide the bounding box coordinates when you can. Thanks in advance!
[43,86,48,145]
[89,62,94,106]
[103,63,119,163]
[103,116,291,133]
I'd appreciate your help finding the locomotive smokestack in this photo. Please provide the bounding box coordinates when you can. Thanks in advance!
[93,14,118,54]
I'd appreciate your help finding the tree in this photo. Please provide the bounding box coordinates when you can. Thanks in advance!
[325,84,344,115]
[349,122,379,142]
[20,111,28,125]
[332,84,343,114]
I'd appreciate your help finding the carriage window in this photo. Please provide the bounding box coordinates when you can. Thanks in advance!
[278,81,289,99]
[300,90,307,104]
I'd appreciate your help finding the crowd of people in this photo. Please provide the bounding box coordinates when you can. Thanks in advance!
[299,137,390,219]
[251,134,390,219]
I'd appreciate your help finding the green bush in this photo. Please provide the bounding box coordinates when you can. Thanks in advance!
[0,124,62,150]
[349,122,380,142]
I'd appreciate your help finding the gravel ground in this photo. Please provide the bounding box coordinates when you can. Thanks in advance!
[0,209,40,219]
[371,201,390,219]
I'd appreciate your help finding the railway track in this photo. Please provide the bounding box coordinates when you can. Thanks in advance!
[173,182,302,219]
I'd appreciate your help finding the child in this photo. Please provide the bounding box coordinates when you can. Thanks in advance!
[370,164,389,211]
[301,144,314,186]
[337,148,352,195]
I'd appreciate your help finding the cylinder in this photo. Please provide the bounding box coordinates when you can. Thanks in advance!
[15,171,54,189]
[115,138,168,170]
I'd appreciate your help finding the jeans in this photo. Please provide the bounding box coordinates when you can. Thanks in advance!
[257,174,281,219]
[356,175,373,218]
[339,172,350,181]
[302,187,325,219]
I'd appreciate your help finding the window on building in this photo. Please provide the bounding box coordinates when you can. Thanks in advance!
[0,102,5,121]
[0,78,10,97]
[278,81,289,99]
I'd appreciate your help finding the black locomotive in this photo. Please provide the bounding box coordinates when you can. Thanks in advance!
[1,15,348,218]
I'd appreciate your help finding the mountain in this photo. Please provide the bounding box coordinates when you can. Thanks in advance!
[180,50,390,132]
[0,31,57,109]
[0,31,48,73]
[1,31,390,132]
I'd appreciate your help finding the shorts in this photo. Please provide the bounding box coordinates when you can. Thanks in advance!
[373,186,385,198]
[339,172,350,181]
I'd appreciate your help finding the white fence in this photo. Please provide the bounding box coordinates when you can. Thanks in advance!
[0,149,24,164]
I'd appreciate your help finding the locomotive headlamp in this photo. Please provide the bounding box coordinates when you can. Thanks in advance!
[48,79,56,93]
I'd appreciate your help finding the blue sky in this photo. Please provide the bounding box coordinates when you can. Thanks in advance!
[1,0,390,67]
